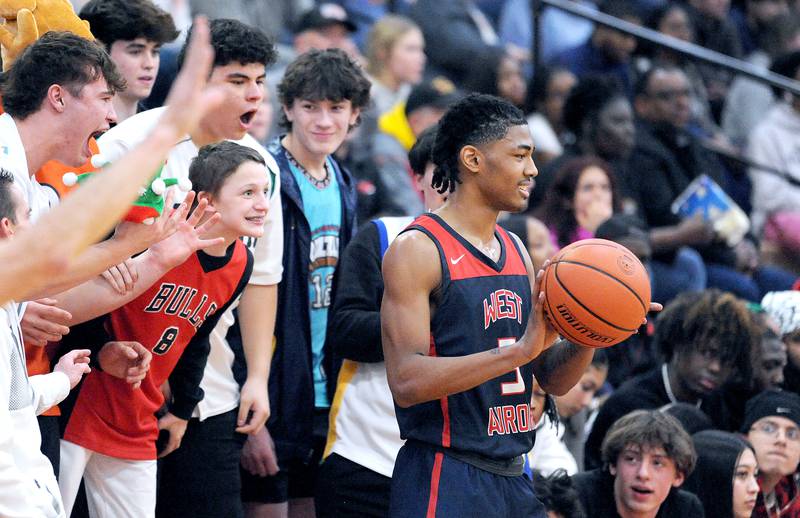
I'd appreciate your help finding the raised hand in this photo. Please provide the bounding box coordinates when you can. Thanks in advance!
[148,191,224,270]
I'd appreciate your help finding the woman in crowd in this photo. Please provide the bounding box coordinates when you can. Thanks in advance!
[537,156,621,249]
[685,430,760,518]
[365,15,426,116]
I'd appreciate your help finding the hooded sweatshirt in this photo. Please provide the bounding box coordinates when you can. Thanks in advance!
[685,429,752,518]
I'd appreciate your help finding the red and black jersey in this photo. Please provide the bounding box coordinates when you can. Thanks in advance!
[60,241,252,460]
[394,213,534,460]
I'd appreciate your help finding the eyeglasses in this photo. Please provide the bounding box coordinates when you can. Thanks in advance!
[647,88,691,102]
[750,420,800,441]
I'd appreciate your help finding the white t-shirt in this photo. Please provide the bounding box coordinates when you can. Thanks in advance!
[0,114,55,221]
[98,107,284,419]
[0,301,70,517]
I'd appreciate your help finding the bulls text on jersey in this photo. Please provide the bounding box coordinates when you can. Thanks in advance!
[143,283,218,329]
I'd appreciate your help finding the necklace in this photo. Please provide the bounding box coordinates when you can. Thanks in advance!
[661,364,701,408]
[285,148,331,189]
[479,241,498,260]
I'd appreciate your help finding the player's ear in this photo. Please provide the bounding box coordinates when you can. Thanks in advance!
[47,85,67,113]
[197,191,214,209]
[0,217,14,238]
[460,145,481,174]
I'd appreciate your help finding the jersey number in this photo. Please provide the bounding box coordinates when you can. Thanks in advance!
[153,326,179,355]
[311,273,333,309]
[498,337,525,395]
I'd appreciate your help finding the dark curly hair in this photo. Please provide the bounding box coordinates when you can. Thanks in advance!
[562,75,626,140]
[277,48,371,131]
[79,0,179,49]
[178,19,276,70]
[431,93,526,194]
[654,289,759,382]
[537,156,622,248]
[1,32,126,120]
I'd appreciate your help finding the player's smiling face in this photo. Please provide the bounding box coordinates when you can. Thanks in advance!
[474,124,537,213]
[611,445,684,517]
[207,160,270,240]
[283,98,359,160]
[200,62,265,141]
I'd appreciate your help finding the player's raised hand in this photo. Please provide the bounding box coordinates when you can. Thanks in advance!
[20,299,72,346]
[158,16,225,141]
[98,341,152,388]
[148,191,224,270]
[54,349,91,389]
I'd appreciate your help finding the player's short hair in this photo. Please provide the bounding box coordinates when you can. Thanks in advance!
[79,0,179,49]
[189,141,266,200]
[602,409,697,477]
[0,170,17,223]
[654,289,758,382]
[1,32,125,120]
[562,75,626,139]
[431,93,526,194]
[277,48,371,131]
[178,18,276,71]
[408,126,437,177]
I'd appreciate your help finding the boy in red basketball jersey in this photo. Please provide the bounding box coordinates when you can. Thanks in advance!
[57,141,270,518]
[381,94,661,517]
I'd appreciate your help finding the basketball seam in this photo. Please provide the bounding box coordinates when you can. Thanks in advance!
[544,267,617,347]
[555,259,647,312]
[553,262,640,333]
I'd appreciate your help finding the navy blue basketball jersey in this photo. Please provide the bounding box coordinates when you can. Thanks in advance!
[395,213,534,460]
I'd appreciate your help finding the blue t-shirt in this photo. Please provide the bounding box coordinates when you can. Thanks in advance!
[288,156,341,408]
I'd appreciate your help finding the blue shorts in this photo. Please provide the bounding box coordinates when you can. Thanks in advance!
[389,441,547,518]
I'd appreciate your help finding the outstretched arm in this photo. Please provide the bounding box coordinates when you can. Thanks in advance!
[381,230,556,408]
[0,16,222,306]
[51,196,223,324]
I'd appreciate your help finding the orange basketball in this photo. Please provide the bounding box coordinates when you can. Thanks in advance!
[542,238,651,348]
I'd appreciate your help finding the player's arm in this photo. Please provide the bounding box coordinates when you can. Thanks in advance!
[49,197,223,324]
[235,283,277,434]
[0,16,220,307]
[381,230,550,408]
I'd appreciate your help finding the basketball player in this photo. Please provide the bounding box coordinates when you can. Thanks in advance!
[381,94,658,516]
[57,142,268,518]
[315,127,445,517]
